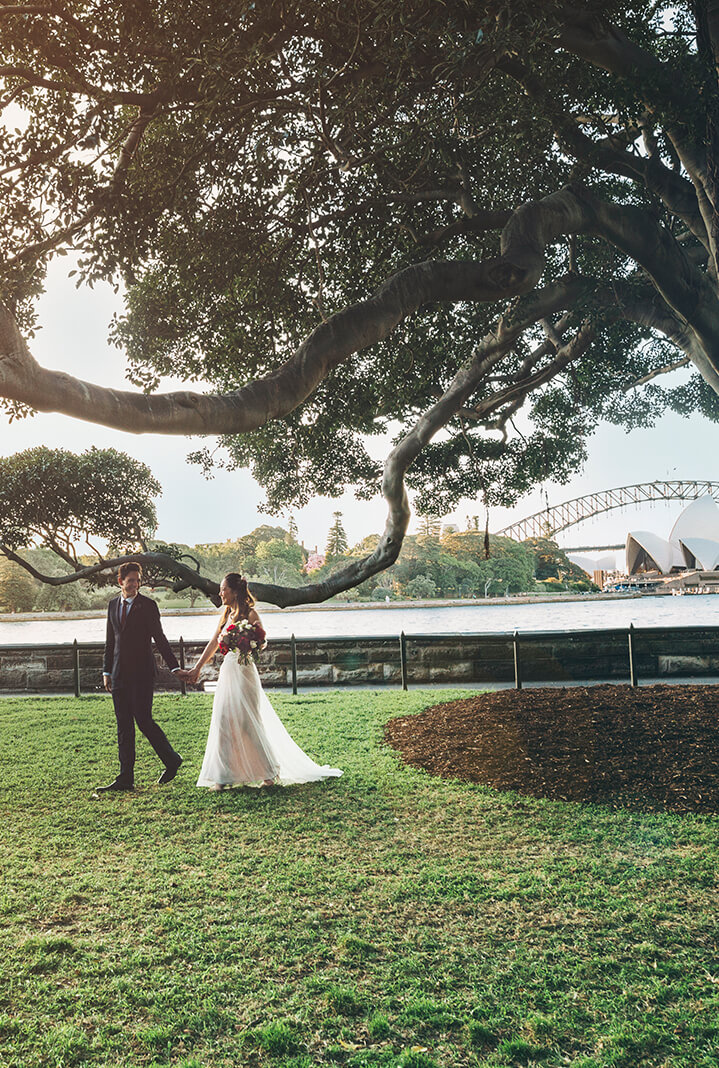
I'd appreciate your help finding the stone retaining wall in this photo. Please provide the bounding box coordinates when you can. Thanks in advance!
[1,626,718,693]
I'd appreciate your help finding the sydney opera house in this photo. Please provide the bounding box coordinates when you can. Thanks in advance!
[626,496,719,577]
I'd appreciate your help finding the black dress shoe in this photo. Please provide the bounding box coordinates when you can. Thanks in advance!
[158,757,183,785]
[96,778,134,792]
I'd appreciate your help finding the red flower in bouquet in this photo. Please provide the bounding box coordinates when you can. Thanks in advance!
[218,619,267,664]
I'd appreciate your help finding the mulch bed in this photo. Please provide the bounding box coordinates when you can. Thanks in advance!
[384,684,719,813]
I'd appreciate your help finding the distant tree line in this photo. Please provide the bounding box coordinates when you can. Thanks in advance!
[0,447,597,611]
[0,524,593,614]
[320,531,593,601]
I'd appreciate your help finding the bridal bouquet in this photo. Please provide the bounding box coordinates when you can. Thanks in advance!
[219,619,267,665]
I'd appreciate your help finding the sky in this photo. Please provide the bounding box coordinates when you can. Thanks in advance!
[1,259,716,565]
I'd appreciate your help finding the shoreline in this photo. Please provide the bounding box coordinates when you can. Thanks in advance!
[0,590,655,624]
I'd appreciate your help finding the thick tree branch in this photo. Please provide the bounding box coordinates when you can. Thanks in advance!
[629,356,690,387]
[597,277,706,383]
[0,187,592,432]
[692,0,719,270]
[245,278,590,606]
[558,5,719,268]
[498,53,709,249]
[0,310,608,610]
[583,190,719,389]
[698,0,719,79]
[1,544,223,605]
[0,63,161,106]
[474,321,596,418]
[5,183,716,440]
[610,288,701,357]
[567,121,709,249]
[558,6,697,113]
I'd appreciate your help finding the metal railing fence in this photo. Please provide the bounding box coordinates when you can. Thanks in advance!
[1,624,718,694]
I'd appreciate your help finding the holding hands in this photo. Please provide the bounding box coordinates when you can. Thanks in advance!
[178,666,201,684]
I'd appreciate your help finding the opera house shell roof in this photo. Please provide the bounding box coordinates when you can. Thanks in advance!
[626,496,719,574]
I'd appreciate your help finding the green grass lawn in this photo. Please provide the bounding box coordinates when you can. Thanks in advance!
[1,689,718,1068]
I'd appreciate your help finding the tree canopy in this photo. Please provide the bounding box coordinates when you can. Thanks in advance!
[0,446,205,596]
[0,446,159,561]
[1,1,718,603]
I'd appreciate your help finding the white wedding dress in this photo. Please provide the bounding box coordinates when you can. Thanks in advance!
[197,647,342,789]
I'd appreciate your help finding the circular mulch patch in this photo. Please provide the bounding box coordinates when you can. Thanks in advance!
[384,684,719,813]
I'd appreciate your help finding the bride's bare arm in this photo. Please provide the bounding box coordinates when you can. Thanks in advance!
[184,619,224,682]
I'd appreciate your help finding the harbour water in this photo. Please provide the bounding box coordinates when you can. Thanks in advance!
[0,593,714,645]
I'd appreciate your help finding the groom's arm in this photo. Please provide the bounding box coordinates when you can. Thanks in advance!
[148,601,180,672]
[102,604,114,690]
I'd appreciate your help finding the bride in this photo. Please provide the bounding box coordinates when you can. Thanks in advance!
[183,573,342,790]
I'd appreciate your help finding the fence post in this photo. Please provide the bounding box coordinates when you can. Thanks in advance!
[72,638,80,698]
[179,636,187,696]
[628,623,638,687]
[399,630,408,691]
[513,630,522,690]
[291,633,298,695]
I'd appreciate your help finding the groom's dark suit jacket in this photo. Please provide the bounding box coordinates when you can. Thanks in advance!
[103,592,179,689]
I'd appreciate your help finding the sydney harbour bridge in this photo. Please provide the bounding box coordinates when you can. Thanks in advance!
[497,480,719,549]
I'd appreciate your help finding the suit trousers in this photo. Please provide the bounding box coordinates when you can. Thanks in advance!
[112,679,179,782]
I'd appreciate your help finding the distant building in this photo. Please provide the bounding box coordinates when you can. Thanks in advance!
[626,496,719,575]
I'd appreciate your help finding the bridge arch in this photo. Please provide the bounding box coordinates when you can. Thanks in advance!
[497,481,719,542]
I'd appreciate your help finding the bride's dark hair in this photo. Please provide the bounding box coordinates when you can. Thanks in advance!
[221,572,255,624]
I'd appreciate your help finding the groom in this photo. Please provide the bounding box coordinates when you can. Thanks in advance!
[98,562,183,792]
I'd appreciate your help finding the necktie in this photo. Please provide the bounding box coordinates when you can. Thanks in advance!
[121,600,128,627]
